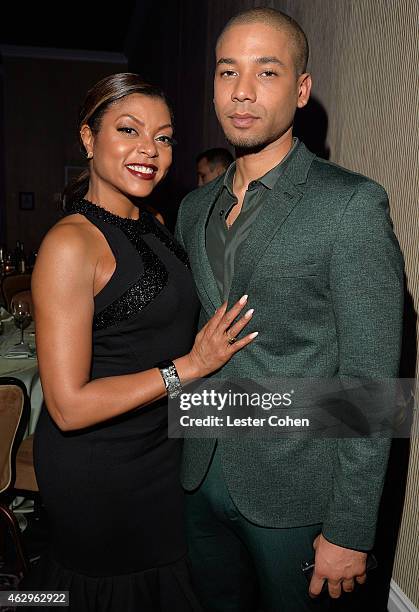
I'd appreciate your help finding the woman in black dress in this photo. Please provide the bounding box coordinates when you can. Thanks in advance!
[24,73,256,611]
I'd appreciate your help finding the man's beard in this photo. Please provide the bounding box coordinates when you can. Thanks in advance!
[225,135,266,155]
[224,127,280,155]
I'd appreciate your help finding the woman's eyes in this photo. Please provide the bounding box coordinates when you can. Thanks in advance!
[117,127,176,146]
[155,135,177,147]
[117,126,138,135]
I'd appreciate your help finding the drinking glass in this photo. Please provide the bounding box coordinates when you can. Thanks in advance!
[11,299,32,347]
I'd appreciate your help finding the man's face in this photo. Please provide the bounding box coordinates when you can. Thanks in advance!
[197,157,225,186]
[214,23,311,151]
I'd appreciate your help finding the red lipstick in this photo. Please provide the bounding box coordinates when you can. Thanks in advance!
[126,163,158,181]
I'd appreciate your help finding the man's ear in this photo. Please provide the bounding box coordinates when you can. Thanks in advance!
[215,163,227,178]
[297,73,312,109]
[80,124,94,157]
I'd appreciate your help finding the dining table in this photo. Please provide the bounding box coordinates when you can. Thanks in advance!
[0,310,43,435]
[0,309,43,522]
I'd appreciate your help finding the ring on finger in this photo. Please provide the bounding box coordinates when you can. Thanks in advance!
[225,333,237,345]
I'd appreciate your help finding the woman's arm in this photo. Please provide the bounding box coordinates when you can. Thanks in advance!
[33,220,254,431]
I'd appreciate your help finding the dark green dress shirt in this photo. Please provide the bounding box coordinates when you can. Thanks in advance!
[206,138,298,301]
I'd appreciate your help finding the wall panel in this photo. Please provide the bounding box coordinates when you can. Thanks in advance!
[2,54,127,252]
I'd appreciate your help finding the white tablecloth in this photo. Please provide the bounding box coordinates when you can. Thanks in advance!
[0,317,43,434]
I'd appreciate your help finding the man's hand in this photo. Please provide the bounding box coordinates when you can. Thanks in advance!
[309,534,367,599]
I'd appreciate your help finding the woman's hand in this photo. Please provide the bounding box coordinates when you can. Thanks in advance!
[34,218,256,430]
[175,295,257,380]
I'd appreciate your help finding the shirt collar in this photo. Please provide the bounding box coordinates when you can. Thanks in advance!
[223,161,236,197]
[223,137,299,195]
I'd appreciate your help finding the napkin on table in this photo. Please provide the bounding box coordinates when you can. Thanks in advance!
[0,306,13,322]
[3,345,36,359]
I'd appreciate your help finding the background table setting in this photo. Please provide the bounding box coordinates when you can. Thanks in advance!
[0,305,43,435]
[0,303,44,530]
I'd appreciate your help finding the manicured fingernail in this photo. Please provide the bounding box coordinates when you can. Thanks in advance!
[239,294,248,304]
[249,331,259,338]
[244,308,254,318]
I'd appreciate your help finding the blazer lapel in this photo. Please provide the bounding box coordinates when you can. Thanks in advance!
[228,142,315,307]
[188,179,224,316]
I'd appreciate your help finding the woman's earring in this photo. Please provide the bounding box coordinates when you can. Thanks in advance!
[87,151,93,159]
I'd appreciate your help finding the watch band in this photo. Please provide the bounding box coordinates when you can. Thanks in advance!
[157,360,182,399]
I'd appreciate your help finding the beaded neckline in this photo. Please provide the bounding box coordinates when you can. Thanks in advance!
[65,199,191,330]
[68,198,155,236]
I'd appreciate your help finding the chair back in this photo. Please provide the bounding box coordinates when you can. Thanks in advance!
[1,274,32,311]
[0,378,30,494]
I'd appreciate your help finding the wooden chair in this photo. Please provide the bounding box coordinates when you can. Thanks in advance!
[0,377,38,582]
[1,274,31,312]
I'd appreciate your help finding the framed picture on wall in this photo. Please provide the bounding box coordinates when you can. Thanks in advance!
[19,191,35,210]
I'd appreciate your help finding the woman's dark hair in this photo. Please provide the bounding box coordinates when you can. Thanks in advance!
[63,73,173,207]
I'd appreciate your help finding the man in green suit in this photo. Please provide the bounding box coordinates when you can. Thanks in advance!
[175,7,404,611]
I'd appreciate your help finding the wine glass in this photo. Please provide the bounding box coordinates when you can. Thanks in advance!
[11,299,32,348]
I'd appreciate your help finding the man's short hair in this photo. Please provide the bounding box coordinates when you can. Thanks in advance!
[217,7,309,75]
[196,147,234,171]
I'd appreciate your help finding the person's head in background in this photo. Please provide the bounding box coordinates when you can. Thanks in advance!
[63,72,175,218]
[196,147,234,186]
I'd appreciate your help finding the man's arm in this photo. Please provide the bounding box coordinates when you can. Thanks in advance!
[311,180,404,598]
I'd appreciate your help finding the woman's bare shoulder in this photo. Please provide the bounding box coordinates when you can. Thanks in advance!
[34,214,99,284]
[49,213,96,239]
[39,214,99,257]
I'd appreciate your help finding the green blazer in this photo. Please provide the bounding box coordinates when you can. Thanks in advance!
[175,141,404,550]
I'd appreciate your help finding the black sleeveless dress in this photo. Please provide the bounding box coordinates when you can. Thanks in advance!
[24,200,201,611]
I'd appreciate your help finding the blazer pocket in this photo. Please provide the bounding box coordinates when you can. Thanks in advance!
[258,262,322,278]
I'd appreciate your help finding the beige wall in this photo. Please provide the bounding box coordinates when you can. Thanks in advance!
[1,51,127,253]
[274,3,419,605]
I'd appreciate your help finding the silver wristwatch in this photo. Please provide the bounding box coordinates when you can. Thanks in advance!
[157,360,182,399]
